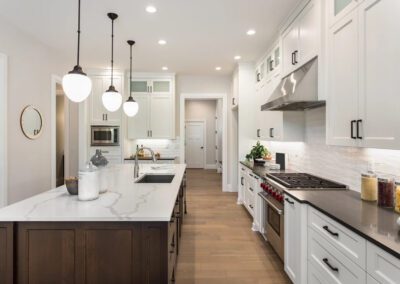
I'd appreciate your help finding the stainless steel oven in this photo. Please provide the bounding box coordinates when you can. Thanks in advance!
[259,191,284,261]
[91,126,120,146]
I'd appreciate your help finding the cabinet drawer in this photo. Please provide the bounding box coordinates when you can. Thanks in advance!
[308,229,366,284]
[367,242,400,284]
[308,261,329,284]
[308,207,366,269]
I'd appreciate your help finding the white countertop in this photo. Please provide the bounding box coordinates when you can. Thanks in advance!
[0,164,186,222]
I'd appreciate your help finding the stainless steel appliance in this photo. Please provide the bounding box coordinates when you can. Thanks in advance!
[91,126,120,146]
[261,57,324,111]
[258,173,347,261]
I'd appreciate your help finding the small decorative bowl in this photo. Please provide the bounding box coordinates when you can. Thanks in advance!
[65,177,79,195]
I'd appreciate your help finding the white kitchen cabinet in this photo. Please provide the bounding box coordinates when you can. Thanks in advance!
[89,75,123,125]
[231,68,239,108]
[308,262,327,284]
[127,75,175,139]
[327,0,361,27]
[238,165,247,204]
[282,0,321,77]
[367,275,379,284]
[284,195,308,284]
[367,241,400,284]
[327,0,400,150]
[326,10,359,147]
[357,0,400,149]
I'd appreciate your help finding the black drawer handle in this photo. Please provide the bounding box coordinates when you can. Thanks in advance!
[323,258,339,272]
[285,198,294,205]
[249,205,254,209]
[241,177,244,186]
[351,120,356,139]
[323,225,339,237]
[249,187,254,192]
[356,119,363,139]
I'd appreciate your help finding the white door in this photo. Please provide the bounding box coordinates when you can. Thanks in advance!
[0,54,7,207]
[150,95,173,138]
[127,95,150,139]
[327,10,359,146]
[185,122,205,168]
[358,0,400,149]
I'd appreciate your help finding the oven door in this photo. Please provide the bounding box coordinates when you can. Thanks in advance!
[259,192,284,261]
[91,127,119,146]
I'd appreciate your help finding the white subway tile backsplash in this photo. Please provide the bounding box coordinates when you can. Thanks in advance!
[264,107,400,192]
[125,138,180,158]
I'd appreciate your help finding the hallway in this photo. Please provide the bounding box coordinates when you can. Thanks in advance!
[176,169,290,284]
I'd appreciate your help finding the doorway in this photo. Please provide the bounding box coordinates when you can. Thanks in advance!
[56,84,66,186]
[0,54,7,207]
[185,121,205,168]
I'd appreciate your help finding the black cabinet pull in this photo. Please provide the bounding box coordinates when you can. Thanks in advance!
[351,120,357,139]
[257,129,260,138]
[269,128,274,138]
[356,119,363,139]
[249,187,254,192]
[291,52,295,65]
[323,258,339,272]
[241,177,244,186]
[285,198,294,205]
[294,50,298,64]
[249,205,254,209]
[323,225,339,237]
[270,59,274,71]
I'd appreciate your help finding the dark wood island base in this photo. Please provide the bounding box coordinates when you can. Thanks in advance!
[0,185,185,284]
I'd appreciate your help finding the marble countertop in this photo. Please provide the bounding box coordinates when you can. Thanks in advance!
[240,160,400,259]
[124,156,177,160]
[0,164,186,222]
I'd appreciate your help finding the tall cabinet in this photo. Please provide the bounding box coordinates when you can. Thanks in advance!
[327,0,400,149]
[127,75,175,139]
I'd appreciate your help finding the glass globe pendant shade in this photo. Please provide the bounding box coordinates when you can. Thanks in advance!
[62,66,92,103]
[102,85,122,112]
[123,97,139,117]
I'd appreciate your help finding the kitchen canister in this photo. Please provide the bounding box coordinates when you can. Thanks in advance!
[78,162,100,201]
[361,172,378,201]
[377,176,394,208]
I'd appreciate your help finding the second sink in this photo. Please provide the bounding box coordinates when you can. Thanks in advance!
[135,174,175,184]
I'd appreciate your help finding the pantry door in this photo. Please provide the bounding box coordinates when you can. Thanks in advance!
[185,121,205,169]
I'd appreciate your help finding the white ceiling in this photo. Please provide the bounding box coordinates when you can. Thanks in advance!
[0,0,301,75]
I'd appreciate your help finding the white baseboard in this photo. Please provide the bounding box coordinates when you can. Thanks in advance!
[205,164,217,170]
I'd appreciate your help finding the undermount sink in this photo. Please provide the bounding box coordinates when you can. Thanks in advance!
[135,174,175,184]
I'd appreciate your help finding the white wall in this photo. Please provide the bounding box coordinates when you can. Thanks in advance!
[0,18,68,203]
[185,100,217,167]
[264,107,400,192]
[0,54,7,207]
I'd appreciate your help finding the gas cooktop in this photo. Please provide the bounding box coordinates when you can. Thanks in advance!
[266,173,348,189]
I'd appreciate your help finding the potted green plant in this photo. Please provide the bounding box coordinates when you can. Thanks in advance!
[246,141,269,164]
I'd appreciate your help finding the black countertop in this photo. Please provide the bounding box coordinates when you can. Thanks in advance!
[240,160,400,259]
[239,160,292,177]
[125,156,177,161]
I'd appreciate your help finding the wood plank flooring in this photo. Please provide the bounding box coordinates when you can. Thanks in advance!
[176,169,291,284]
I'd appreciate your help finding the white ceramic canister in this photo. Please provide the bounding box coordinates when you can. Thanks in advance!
[78,163,100,201]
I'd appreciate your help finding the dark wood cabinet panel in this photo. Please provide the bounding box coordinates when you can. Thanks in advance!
[0,223,13,284]
[84,229,133,284]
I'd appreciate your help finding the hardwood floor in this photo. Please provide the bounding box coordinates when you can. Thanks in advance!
[176,169,291,284]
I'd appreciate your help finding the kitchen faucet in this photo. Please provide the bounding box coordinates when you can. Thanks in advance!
[134,147,157,179]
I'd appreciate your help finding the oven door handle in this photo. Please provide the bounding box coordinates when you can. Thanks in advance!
[258,193,283,215]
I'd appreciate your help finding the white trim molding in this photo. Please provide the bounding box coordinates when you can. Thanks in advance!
[180,93,228,192]
[0,54,8,207]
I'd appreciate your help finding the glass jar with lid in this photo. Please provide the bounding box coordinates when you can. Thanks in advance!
[377,176,394,208]
[361,172,378,201]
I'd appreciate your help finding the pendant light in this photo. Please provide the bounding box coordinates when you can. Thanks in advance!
[102,13,122,112]
[62,0,92,103]
[123,40,139,117]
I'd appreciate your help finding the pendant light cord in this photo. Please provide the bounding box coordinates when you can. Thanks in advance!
[110,17,114,86]
[129,43,132,97]
[77,0,81,67]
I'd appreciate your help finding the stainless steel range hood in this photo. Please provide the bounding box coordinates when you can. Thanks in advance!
[261,58,325,111]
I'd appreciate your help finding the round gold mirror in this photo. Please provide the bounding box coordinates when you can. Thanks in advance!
[20,105,43,139]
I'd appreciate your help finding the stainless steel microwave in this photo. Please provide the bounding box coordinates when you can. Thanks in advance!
[91,126,120,146]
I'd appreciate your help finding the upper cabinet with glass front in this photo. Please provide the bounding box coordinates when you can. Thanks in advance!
[130,78,173,95]
[328,0,362,27]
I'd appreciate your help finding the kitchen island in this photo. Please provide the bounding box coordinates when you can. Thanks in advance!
[0,164,186,284]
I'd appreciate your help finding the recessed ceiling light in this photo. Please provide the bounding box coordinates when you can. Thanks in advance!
[162,66,168,71]
[247,29,256,36]
[158,39,167,45]
[146,5,157,13]
[234,55,241,60]
[215,67,222,71]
